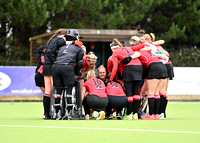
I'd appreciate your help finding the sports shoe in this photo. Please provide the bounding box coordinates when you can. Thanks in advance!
[116,113,123,120]
[56,110,62,120]
[108,114,113,120]
[96,111,105,120]
[85,114,90,120]
[123,114,132,120]
[89,113,96,119]
[154,114,160,120]
[159,113,165,120]
[132,113,138,120]
[43,114,50,120]
[141,113,155,120]
[164,113,166,119]
[113,112,116,118]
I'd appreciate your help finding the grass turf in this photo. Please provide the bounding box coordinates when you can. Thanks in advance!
[0,102,200,143]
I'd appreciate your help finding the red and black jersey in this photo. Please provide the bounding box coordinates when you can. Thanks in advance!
[107,56,113,73]
[130,44,146,51]
[80,55,89,73]
[110,47,141,81]
[37,55,45,74]
[107,56,125,75]
[83,77,107,98]
[106,81,125,96]
[137,51,161,67]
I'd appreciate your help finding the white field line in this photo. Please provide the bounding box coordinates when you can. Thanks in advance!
[1,102,199,104]
[0,125,199,134]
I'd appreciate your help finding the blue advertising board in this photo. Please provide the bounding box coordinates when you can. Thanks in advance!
[0,66,43,96]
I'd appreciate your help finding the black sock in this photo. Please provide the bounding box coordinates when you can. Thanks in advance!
[163,97,168,115]
[132,100,141,114]
[155,99,160,114]
[83,98,90,115]
[159,95,164,114]
[105,105,111,117]
[126,102,132,115]
[43,95,50,116]
[148,98,155,115]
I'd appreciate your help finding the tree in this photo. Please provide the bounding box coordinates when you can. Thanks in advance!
[1,0,200,66]
[139,0,200,48]
[0,0,68,64]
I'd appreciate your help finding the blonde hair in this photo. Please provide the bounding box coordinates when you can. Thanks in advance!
[87,52,97,70]
[97,65,106,73]
[86,70,96,80]
[142,34,151,41]
[130,36,141,42]
[129,36,142,46]
[110,39,123,47]
[150,33,155,42]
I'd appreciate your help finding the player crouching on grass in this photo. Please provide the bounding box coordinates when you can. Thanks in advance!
[97,65,128,120]
[81,70,109,120]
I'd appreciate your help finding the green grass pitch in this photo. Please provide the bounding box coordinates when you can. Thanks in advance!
[0,102,200,143]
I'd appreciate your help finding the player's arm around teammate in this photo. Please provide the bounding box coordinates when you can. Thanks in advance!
[109,39,142,120]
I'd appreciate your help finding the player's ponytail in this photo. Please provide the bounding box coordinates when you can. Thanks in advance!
[46,29,68,48]
[110,39,123,47]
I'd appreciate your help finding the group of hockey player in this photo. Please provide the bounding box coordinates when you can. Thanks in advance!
[34,29,174,120]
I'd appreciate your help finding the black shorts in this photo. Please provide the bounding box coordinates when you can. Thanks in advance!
[52,64,76,88]
[35,72,45,87]
[142,68,149,79]
[123,65,142,81]
[43,64,52,76]
[84,94,109,111]
[107,95,127,110]
[165,63,174,80]
[147,62,168,79]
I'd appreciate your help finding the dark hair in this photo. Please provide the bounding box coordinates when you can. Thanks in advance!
[46,29,67,48]
[136,29,145,37]
[110,39,123,47]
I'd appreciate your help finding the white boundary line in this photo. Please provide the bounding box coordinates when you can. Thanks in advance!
[0,125,199,134]
[1,102,199,104]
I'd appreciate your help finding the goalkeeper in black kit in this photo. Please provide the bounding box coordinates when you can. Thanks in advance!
[51,29,84,119]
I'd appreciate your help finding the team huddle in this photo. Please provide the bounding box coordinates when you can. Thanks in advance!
[34,29,174,120]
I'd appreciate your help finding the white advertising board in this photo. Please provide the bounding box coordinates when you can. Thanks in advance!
[168,67,200,95]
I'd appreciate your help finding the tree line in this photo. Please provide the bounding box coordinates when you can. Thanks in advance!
[0,0,200,66]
